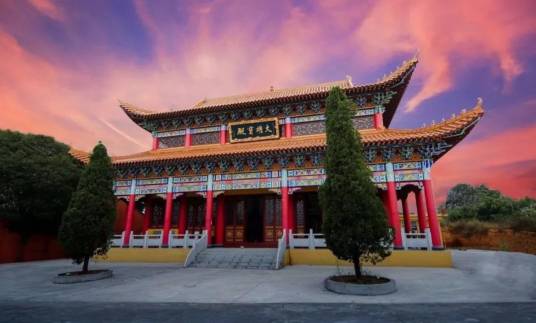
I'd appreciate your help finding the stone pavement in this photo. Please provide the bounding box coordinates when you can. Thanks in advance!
[0,250,534,304]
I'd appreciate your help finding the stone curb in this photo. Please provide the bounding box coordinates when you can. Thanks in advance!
[325,277,397,295]
[53,269,113,284]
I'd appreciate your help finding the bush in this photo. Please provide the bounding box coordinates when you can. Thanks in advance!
[505,216,536,233]
[447,219,493,238]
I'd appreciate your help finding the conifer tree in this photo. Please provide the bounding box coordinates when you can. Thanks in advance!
[59,142,116,272]
[319,87,392,278]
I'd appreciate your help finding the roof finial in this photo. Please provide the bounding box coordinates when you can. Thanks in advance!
[462,108,467,113]
[270,85,274,92]
[413,50,420,61]
[476,97,483,106]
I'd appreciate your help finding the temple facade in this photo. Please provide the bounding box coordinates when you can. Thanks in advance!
[78,58,483,251]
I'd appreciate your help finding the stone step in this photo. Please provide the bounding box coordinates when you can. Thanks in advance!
[190,248,277,270]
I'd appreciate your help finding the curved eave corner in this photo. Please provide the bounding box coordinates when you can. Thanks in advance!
[118,100,157,132]
[430,98,485,162]
[69,148,90,164]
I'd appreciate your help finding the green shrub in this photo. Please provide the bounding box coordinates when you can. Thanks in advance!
[448,220,492,238]
[506,216,536,233]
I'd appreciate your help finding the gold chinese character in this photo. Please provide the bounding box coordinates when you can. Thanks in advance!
[256,125,264,134]
[248,126,254,135]
[265,125,273,133]
[237,127,245,135]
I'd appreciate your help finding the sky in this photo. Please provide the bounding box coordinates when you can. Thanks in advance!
[0,0,535,203]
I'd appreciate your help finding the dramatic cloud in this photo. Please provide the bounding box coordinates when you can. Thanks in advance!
[0,0,535,201]
[355,0,535,111]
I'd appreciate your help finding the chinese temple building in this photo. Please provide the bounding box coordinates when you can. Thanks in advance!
[79,58,483,252]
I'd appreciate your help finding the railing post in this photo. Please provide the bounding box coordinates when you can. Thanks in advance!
[143,232,148,248]
[184,230,189,248]
[425,228,432,251]
[289,229,294,248]
[400,228,407,250]
[308,229,315,249]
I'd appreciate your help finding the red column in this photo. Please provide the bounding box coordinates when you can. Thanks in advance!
[178,195,187,234]
[281,187,289,233]
[423,179,443,249]
[386,182,403,248]
[285,117,292,138]
[123,194,135,246]
[185,128,191,147]
[205,191,214,245]
[373,112,384,129]
[152,137,159,150]
[220,125,226,144]
[288,194,295,232]
[402,196,411,233]
[415,189,428,232]
[215,195,225,245]
[162,192,173,246]
[143,198,153,232]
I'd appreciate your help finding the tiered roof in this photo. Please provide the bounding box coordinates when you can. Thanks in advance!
[119,58,418,128]
[104,102,483,167]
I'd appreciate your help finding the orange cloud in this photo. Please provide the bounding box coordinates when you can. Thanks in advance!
[355,0,535,111]
[433,124,536,202]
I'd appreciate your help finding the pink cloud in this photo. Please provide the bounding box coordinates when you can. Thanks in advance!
[433,124,536,202]
[355,0,535,111]
[27,0,64,22]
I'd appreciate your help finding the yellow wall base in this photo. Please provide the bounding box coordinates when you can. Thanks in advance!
[94,248,189,263]
[287,249,452,267]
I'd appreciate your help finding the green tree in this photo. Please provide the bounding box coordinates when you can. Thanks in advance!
[319,87,392,278]
[59,142,116,272]
[0,130,81,240]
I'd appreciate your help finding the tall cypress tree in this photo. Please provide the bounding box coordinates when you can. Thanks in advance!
[59,142,116,272]
[319,87,392,278]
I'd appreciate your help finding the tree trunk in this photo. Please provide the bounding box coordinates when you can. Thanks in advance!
[352,254,362,278]
[82,256,89,273]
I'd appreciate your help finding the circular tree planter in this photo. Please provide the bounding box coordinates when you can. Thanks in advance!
[325,275,396,296]
[53,269,113,284]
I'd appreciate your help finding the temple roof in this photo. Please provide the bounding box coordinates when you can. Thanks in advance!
[105,101,483,167]
[119,58,418,128]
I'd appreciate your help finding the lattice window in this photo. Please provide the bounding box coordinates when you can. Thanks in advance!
[159,135,185,148]
[191,132,219,145]
[293,121,325,136]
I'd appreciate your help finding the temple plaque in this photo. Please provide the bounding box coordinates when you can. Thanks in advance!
[228,118,280,143]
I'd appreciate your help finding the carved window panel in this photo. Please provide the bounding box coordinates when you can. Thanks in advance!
[191,132,219,145]
[293,121,325,136]
[159,135,185,148]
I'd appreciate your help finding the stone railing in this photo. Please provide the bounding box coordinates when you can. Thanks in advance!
[401,228,432,250]
[111,230,202,248]
[184,230,208,267]
[275,230,287,269]
[289,229,326,249]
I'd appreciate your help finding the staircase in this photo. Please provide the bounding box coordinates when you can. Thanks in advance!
[189,248,277,270]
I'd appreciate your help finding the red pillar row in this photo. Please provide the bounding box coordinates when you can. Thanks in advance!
[285,117,292,138]
[415,189,428,232]
[162,192,173,246]
[215,195,225,245]
[386,182,403,248]
[288,194,295,232]
[205,191,214,245]
[401,196,411,233]
[220,125,227,144]
[184,128,191,147]
[143,199,153,232]
[423,179,443,249]
[373,112,384,129]
[123,194,136,245]
[178,195,187,234]
[152,137,159,150]
[281,187,289,233]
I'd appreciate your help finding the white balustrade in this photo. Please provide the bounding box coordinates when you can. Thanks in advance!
[289,229,326,249]
[111,231,125,248]
[401,228,432,250]
[168,230,201,248]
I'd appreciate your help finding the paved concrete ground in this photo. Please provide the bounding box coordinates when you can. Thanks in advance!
[1,302,535,323]
[0,250,534,304]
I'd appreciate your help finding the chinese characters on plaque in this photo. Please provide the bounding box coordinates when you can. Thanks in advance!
[228,118,280,143]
